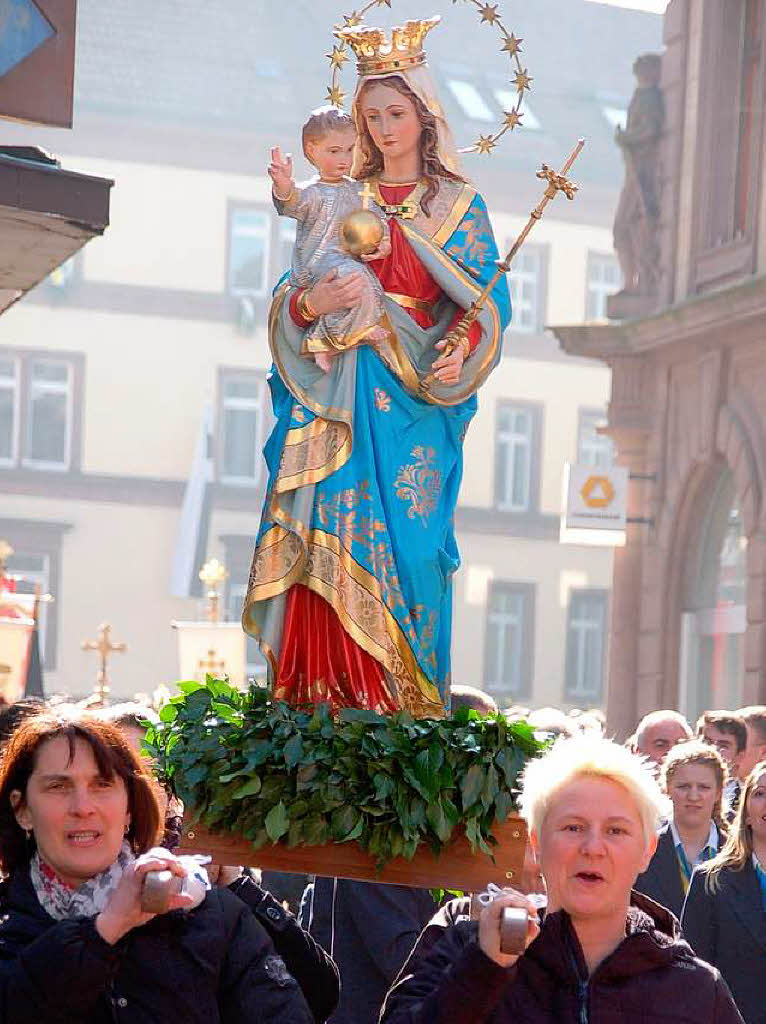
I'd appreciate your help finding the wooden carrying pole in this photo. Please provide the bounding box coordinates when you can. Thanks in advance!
[178,817,528,892]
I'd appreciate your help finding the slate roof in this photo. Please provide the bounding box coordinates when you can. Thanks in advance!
[72,0,662,194]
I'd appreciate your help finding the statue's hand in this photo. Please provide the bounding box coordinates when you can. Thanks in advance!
[269,146,294,200]
[360,234,392,263]
[431,337,466,386]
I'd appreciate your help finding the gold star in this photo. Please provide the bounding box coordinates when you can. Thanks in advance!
[501,34,522,56]
[478,3,500,24]
[327,45,349,69]
[475,135,497,154]
[326,84,346,108]
[343,11,363,27]
[503,110,523,129]
[514,68,533,93]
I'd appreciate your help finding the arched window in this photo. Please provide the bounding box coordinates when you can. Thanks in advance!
[679,468,747,721]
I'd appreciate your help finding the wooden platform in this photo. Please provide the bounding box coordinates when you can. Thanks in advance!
[178,817,528,891]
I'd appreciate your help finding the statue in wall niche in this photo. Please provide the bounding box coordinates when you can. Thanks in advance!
[612,53,664,304]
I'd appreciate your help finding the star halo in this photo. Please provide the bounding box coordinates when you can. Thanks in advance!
[325,0,532,156]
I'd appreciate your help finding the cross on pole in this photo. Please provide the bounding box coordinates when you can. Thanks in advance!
[198,647,225,678]
[81,623,127,706]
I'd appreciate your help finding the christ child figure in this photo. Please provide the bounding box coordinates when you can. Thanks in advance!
[269,107,390,372]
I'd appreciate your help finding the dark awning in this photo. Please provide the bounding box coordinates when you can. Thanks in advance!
[0,147,112,315]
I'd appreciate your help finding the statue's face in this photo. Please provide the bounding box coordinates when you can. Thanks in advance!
[359,81,422,166]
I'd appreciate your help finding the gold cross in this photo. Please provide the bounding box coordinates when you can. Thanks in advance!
[198,647,225,677]
[81,623,127,706]
[359,181,376,211]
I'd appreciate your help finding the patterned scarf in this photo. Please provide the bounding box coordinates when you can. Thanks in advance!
[30,840,135,921]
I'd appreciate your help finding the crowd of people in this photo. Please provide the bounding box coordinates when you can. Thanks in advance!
[0,691,762,1022]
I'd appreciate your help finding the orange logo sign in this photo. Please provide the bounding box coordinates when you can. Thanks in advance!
[581,475,615,509]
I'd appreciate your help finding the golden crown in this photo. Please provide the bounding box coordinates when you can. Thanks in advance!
[334,16,440,77]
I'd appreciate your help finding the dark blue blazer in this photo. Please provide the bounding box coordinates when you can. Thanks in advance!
[681,860,766,1024]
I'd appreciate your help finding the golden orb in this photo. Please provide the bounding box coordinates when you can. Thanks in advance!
[339,210,384,257]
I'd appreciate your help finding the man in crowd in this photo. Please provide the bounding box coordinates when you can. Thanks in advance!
[736,705,766,780]
[696,710,748,817]
[633,709,692,769]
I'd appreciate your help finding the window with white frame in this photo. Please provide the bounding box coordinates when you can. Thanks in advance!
[507,243,545,333]
[577,409,614,468]
[23,359,72,470]
[219,372,265,485]
[483,581,533,701]
[5,551,50,664]
[495,403,535,511]
[228,208,270,298]
[565,589,608,702]
[0,356,19,465]
[228,582,267,679]
[585,252,622,321]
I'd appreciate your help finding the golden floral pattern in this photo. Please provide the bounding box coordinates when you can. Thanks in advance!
[395,447,442,526]
[445,204,493,269]
[374,387,391,412]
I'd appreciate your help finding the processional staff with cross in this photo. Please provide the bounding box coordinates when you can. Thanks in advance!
[81,623,127,706]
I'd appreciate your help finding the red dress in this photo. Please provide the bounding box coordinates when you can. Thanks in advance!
[274,184,479,711]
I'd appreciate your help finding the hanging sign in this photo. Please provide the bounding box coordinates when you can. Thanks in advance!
[0,1,77,127]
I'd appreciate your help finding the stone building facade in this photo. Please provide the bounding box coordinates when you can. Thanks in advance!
[554,0,766,736]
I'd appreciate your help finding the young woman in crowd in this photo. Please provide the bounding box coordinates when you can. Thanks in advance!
[634,740,727,917]
[682,762,766,1024]
[381,736,744,1024]
[0,712,315,1023]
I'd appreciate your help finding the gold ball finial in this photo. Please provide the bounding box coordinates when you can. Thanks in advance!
[339,209,384,257]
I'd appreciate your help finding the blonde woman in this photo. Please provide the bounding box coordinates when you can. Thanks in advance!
[682,762,766,1024]
[381,737,743,1024]
[635,740,727,917]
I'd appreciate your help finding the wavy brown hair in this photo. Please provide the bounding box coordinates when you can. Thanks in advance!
[355,75,465,217]
[700,761,766,893]
[0,712,162,875]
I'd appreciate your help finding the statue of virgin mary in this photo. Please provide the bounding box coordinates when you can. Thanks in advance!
[243,16,511,717]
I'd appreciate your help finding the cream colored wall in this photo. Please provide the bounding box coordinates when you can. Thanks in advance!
[1,494,195,700]
[460,357,612,512]
[453,531,613,708]
[1,303,270,480]
[65,157,273,293]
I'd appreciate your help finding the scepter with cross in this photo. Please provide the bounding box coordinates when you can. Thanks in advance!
[422,138,586,391]
[82,623,127,706]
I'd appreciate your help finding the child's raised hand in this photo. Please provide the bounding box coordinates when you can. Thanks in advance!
[269,146,294,199]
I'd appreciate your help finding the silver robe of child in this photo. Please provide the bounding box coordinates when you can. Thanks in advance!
[275,178,387,354]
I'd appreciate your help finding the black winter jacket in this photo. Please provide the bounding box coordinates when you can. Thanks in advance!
[380,891,744,1024]
[0,866,314,1024]
[228,872,339,1022]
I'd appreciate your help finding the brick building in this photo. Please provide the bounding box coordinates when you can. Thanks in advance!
[554,0,766,735]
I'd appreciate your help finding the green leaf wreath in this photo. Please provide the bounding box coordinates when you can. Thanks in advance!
[145,679,544,869]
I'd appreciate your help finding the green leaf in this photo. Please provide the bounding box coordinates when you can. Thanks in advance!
[265,801,290,841]
[283,734,303,767]
[232,776,262,799]
[460,764,484,809]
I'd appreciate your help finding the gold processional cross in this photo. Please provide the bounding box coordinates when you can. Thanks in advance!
[81,623,127,706]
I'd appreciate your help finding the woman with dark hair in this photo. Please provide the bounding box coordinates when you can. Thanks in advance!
[0,712,314,1023]
[682,762,766,1024]
[243,16,511,717]
[634,740,727,918]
